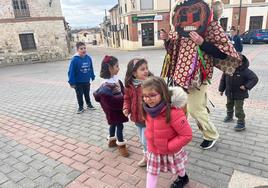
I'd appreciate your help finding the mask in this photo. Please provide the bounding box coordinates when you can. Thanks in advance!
[172,0,210,37]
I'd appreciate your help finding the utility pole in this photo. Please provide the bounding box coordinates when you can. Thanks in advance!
[237,0,242,35]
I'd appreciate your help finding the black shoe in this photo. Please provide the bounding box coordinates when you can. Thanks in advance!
[223,116,233,123]
[170,174,189,188]
[234,123,246,131]
[200,139,217,150]
[87,104,96,110]
[76,108,84,114]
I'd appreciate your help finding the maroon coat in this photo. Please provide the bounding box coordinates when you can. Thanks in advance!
[123,84,144,124]
[145,107,192,154]
[94,81,128,125]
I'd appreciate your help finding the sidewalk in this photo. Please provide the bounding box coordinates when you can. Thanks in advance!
[0,44,267,188]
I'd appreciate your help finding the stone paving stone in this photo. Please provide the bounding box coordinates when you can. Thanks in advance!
[1,180,20,188]
[0,172,9,184]
[0,134,81,187]
[0,46,268,187]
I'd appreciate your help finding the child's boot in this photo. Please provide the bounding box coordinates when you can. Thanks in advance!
[170,174,189,188]
[116,140,129,157]
[223,113,233,122]
[107,136,117,147]
[138,152,147,167]
[234,120,246,131]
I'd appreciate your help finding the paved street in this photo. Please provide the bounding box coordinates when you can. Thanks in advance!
[0,44,268,188]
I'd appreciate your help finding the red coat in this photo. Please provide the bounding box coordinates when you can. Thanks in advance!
[145,107,192,154]
[123,84,145,124]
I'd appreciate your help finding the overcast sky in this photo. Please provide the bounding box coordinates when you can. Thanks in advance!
[61,0,118,29]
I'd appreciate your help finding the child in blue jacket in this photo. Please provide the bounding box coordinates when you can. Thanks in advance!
[68,42,95,114]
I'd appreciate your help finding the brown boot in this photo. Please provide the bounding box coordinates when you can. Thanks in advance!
[116,140,129,157]
[137,154,147,167]
[107,136,117,148]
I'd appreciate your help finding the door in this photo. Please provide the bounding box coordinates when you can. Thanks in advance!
[141,23,154,46]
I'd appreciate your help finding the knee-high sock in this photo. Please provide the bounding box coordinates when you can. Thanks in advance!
[146,173,158,188]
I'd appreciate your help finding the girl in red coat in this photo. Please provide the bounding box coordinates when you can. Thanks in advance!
[93,56,129,157]
[142,76,192,188]
[123,58,152,167]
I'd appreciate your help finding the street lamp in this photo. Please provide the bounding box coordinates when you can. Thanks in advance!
[237,0,242,35]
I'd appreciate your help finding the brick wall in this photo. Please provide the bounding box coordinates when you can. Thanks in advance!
[157,13,170,33]
[128,16,138,42]
[232,7,247,34]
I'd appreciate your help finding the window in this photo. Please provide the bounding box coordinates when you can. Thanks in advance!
[249,16,263,30]
[12,0,30,18]
[125,4,127,13]
[140,0,153,10]
[126,25,129,40]
[19,33,36,51]
[220,18,228,31]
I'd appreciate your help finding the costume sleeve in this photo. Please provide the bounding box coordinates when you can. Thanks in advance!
[167,113,192,153]
[200,41,227,60]
[123,87,131,112]
[218,73,226,92]
[244,69,258,90]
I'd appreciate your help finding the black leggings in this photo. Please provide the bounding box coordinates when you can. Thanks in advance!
[109,124,124,142]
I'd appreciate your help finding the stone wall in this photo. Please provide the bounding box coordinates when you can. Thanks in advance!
[0,20,69,66]
[0,0,69,66]
[0,0,62,19]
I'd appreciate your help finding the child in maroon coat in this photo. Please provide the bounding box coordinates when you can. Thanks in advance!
[142,77,192,188]
[93,56,129,157]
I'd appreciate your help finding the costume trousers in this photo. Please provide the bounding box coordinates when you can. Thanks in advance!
[187,84,219,140]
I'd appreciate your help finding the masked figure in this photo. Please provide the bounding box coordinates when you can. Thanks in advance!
[161,0,242,149]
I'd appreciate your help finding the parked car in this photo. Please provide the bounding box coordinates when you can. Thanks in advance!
[241,29,268,44]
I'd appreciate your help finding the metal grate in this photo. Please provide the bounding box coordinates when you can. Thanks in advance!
[19,33,37,51]
[12,0,30,18]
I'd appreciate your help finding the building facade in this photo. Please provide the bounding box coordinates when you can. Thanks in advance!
[108,0,173,50]
[107,0,268,50]
[0,0,69,66]
[72,29,101,45]
[221,0,268,34]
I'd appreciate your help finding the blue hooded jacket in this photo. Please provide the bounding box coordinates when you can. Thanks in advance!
[68,54,95,85]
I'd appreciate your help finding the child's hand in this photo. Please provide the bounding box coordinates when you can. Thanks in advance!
[70,85,76,88]
[220,92,223,96]
[240,85,246,90]
[189,31,204,45]
[123,109,129,117]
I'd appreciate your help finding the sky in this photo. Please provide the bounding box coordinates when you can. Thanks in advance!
[61,0,118,29]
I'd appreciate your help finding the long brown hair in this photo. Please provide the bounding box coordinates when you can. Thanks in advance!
[142,76,172,123]
[124,58,153,87]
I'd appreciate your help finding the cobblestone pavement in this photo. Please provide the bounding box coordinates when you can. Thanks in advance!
[0,44,267,188]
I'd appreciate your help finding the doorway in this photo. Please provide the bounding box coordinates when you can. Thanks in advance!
[141,23,154,46]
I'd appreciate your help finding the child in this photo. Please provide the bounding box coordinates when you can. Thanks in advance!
[68,42,96,114]
[219,55,258,131]
[123,58,152,167]
[93,55,129,157]
[142,76,192,188]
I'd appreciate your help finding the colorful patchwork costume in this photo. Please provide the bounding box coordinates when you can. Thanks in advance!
[161,0,242,147]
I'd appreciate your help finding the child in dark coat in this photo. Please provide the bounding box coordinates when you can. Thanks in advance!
[219,55,258,131]
[93,56,129,157]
